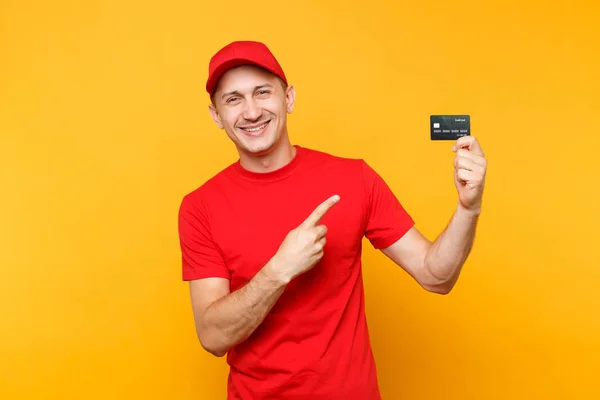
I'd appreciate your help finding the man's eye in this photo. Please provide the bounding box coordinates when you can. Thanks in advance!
[257,90,270,95]
[226,97,239,103]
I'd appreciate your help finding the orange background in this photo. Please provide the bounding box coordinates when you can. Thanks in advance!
[1,0,599,399]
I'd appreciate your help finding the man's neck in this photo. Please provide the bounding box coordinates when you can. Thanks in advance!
[239,140,296,173]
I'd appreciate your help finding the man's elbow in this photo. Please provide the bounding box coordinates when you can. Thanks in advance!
[198,333,228,358]
[419,263,460,295]
[207,348,228,358]
[425,283,454,295]
[203,344,227,358]
[421,277,456,295]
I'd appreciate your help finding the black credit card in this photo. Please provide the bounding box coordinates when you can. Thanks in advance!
[430,115,470,140]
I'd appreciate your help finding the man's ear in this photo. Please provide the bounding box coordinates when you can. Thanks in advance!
[285,85,296,114]
[208,104,224,129]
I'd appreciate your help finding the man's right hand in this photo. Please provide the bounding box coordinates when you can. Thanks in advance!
[269,194,341,283]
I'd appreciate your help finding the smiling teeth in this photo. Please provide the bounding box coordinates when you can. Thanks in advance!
[242,123,268,132]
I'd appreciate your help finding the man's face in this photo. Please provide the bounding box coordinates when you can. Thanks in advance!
[209,65,295,157]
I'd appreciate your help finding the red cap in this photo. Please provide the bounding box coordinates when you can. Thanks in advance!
[205,41,288,96]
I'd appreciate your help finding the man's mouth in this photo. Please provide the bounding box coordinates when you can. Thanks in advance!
[238,120,271,135]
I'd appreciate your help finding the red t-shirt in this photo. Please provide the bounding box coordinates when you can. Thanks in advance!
[178,145,414,399]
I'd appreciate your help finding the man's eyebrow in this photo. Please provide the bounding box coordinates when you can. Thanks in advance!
[221,90,241,99]
[221,83,274,100]
[255,83,274,90]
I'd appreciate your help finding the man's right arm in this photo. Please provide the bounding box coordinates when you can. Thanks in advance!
[185,193,340,357]
[189,259,288,357]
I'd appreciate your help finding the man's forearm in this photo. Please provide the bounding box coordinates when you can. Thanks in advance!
[200,260,287,356]
[424,203,480,286]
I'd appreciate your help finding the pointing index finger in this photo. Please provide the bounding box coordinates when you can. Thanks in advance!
[303,195,340,227]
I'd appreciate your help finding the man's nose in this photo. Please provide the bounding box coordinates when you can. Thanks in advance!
[242,99,261,121]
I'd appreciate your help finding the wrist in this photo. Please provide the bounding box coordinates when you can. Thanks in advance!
[457,202,481,218]
[263,255,292,287]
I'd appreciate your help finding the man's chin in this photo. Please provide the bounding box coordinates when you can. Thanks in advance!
[239,141,276,157]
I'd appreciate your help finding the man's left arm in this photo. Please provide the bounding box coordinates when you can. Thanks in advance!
[381,136,487,294]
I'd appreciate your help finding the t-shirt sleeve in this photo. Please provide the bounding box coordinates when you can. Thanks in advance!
[361,160,415,249]
[178,194,231,281]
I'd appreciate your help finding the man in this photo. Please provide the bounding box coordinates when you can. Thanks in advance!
[178,40,487,400]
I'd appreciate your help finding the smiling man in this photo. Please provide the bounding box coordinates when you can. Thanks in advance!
[177,40,487,400]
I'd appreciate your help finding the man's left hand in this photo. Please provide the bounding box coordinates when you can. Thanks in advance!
[452,136,487,214]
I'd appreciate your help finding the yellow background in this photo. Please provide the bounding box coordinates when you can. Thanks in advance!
[1,0,599,399]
